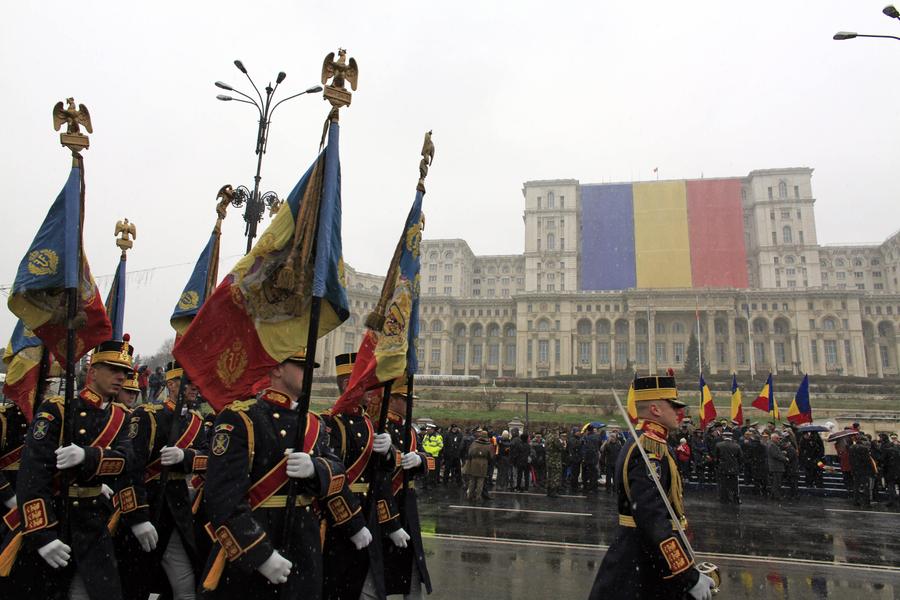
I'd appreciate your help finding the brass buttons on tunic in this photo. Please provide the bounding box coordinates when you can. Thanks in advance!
[273,413,280,419]
[280,429,287,437]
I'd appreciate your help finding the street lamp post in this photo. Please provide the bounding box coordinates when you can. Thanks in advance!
[833,6,900,43]
[216,59,323,254]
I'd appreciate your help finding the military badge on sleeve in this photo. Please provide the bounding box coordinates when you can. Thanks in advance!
[128,418,140,439]
[33,419,50,440]
[212,432,230,456]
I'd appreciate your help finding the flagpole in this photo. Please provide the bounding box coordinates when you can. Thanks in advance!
[746,293,755,382]
[400,373,415,512]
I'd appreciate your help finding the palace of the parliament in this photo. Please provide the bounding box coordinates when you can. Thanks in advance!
[318,167,900,381]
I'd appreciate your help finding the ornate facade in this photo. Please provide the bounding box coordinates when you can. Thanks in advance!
[318,168,900,380]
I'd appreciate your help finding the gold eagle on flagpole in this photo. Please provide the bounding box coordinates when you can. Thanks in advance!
[53,98,93,135]
[321,49,359,91]
[115,218,137,254]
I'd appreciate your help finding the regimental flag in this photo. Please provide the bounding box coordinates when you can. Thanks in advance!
[2,321,45,421]
[173,121,349,411]
[7,163,111,363]
[787,374,812,425]
[699,374,717,428]
[170,220,223,336]
[752,373,779,419]
[333,187,425,414]
[105,255,127,340]
[730,373,744,425]
[626,381,638,425]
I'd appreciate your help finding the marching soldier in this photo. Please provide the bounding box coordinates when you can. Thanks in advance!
[15,338,135,599]
[119,360,208,599]
[201,349,372,600]
[320,352,394,600]
[589,374,715,600]
[375,379,432,599]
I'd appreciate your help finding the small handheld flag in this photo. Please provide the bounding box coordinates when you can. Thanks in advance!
[787,374,812,425]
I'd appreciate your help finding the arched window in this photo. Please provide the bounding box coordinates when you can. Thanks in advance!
[537,319,550,332]
[429,251,439,260]
[778,181,787,198]
[635,320,648,335]
[753,319,768,334]
[672,322,685,335]
[547,233,556,251]
[615,320,629,336]
[504,325,516,337]
[471,324,483,337]
[783,226,792,244]
[348,314,359,326]
[577,319,592,335]
[454,324,466,337]
[596,319,611,335]
[487,324,500,337]
[655,322,666,335]
[774,320,789,335]
[431,320,443,333]
[822,318,836,331]
[785,255,795,264]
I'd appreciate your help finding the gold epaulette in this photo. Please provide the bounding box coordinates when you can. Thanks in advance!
[48,396,65,407]
[112,402,132,414]
[140,403,163,413]
[226,399,256,412]
[639,434,667,459]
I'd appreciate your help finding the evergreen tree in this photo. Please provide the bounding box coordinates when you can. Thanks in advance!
[684,331,700,375]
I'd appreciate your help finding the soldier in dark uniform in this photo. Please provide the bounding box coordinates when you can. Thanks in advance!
[320,352,394,600]
[713,430,742,504]
[201,348,371,600]
[589,374,715,600]
[116,368,141,411]
[119,360,208,599]
[373,377,433,599]
[14,338,135,600]
[0,400,31,597]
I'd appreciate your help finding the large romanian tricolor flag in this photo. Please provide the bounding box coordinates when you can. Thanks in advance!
[170,214,224,336]
[752,373,779,419]
[2,321,45,422]
[699,374,717,428]
[174,121,349,411]
[730,373,744,425]
[7,162,111,363]
[787,374,812,425]
[333,186,424,414]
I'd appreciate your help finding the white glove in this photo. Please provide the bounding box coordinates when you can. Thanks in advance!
[37,539,71,569]
[100,484,114,499]
[257,550,292,584]
[285,450,315,479]
[688,573,716,600]
[55,444,86,469]
[3,495,16,510]
[160,446,185,466]
[388,527,410,548]
[131,521,159,552]
[401,452,422,470]
[372,433,392,455]
[350,526,373,550]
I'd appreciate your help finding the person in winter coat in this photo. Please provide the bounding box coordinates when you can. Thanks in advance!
[511,433,531,491]
[600,432,623,493]
[766,432,789,500]
[799,431,825,487]
[496,431,513,490]
[675,437,692,480]
[442,425,464,487]
[465,429,494,502]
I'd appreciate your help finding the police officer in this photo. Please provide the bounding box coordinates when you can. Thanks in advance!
[201,348,371,600]
[320,353,394,600]
[714,430,742,504]
[589,374,715,600]
[119,360,208,599]
[16,338,135,600]
[373,377,433,599]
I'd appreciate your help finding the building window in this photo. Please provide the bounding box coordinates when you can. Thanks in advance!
[431,348,441,364]
[674,342,685,364]
[716,342,726,365]
[428,287,436,294]
[615,342,628,366]
[794,185,800,199]
[472,344,483,366]
[455,344,465,364]
[736,343,746,365]
[824,340,838,366]
[527,340,533,362]
[810,340,819,365]
[778,181,787,198]
[844,340,853,366]
[783,226,792,244]
[754,342,766,365]
[775,342,786,365]
[880,346,890,369]
[655,342,667,364]
[579,342,591,364]
[655,322,666,335]
[799,231,804,244]
[488,344,499,365]
[598,342,610,364]
[538,340,549,363]
[547,191,555,208]
[444,287,452,295]
[772,232,777,245]
[781,209,791,219]
[636,342,648,364]
[505,343,516,365]
[767,187,773,200]
[547,233,556,251]
[428,275,437,283]
[555,340,561,362]
[536,196,541,209]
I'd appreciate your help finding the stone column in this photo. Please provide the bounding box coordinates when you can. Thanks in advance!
[648,311,656,374]
[591,335,597,375]
[464,339,471,376]
[769,337,777,375]
[707,312,717,374]
[726,314,737,374]
[790,336,799,375]
[628,317,637,365]
[609,339,615,374]
[875,343,885,378]
[837,336,847,376]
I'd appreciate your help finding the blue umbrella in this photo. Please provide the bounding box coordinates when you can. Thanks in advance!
[797,424,829,433]
[581,421,607,432]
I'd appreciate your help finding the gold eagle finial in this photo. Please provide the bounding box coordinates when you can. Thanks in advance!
[53,97,92,153]
[321,48,358,110]
[115,218,137,256]
[417,130,435,193]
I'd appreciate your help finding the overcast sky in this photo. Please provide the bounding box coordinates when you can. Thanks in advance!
[2,1,899,357]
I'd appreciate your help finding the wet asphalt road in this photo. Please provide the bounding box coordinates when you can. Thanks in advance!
[413,485,900,599]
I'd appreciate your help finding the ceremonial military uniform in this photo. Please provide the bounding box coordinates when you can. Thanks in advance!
[119,360,208,598]
[379,406,432,597]
[0,401,31,597]
[201,385,365,600]
[13,339,135,600]
[589,375,700,599]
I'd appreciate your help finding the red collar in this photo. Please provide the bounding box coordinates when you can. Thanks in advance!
[80,388,104,409]
[640,420,669,443]
[260,389,292,410]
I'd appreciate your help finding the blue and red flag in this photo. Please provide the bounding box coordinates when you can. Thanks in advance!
[170,218,223,336]
[787,374,812,425]
[333,186,424,414]
[730,373,744,425]
[173,121,349,411]
[7,163,111,363]
[699,374,717,428]
[105,255,127,340]
[2,321,45,421]
[752,373,779,419]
